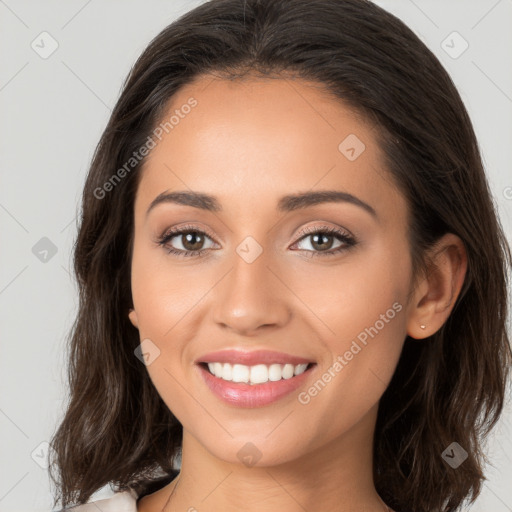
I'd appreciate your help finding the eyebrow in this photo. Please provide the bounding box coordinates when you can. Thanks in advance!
[146,189,377,219]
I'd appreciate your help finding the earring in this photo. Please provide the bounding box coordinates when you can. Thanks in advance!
[420,324,426,330]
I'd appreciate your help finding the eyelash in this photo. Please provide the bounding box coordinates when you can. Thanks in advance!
[156,224,357,259]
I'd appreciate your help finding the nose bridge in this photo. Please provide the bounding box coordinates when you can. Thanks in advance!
[211,238,290,333]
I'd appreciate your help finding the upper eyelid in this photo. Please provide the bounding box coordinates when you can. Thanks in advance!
[160,224,218,243]
[298,224,353,238]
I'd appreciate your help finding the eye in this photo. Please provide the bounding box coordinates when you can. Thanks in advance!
[156,224,217,258]
[291,225,356,257]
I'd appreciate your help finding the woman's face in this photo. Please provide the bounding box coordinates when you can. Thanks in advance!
[128,74,414,466]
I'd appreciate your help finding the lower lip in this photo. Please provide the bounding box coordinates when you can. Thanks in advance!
[197,363,315,408]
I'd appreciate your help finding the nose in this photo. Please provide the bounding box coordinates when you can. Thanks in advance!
[211,248,291,336]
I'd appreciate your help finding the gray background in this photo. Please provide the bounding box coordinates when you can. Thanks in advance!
[1,1,511,511]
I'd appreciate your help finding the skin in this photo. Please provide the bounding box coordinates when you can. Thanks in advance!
[128,73,467,512]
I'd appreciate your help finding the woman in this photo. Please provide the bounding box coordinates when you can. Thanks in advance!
[50,0,512,511]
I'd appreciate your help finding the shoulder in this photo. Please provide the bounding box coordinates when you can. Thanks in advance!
[55,471,179,512]
[56,488,138,512]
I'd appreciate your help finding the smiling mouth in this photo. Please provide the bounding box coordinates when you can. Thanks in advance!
[198,361,316,385]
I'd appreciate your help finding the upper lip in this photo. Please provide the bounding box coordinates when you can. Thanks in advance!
[196,349,314,366]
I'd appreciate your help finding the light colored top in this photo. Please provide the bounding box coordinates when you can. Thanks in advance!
[59,488,138,511]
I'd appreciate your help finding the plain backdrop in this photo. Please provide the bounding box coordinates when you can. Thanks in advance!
[1,1,511,511]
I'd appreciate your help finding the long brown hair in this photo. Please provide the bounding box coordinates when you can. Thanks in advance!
[49,1,512,511]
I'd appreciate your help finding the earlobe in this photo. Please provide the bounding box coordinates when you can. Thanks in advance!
[406,233,467,340]
[128,308,139,329]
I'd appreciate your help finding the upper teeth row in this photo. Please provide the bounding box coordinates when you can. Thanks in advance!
[207,362,309,384]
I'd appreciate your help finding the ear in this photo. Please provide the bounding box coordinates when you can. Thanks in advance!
[406,233,467,340]
[128,308,139,329]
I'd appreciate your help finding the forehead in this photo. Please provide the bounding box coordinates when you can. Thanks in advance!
[135,74,405,222]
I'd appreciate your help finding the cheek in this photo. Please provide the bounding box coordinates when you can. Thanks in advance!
[291,242,410,343]
[297,252,408,437]
[130,246,198,413]
[297,240,409,404]
[338,245,409,366]
[130,242,202,337]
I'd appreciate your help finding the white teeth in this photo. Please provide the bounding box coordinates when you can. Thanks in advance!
[294,363,308,375]
[222,362,232,381]
[282,363,295,379]
[232,364,249,383]
[213,362,223,378]
[250,364,268,384]
[205,362,310,384]
[268,363,282,382]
